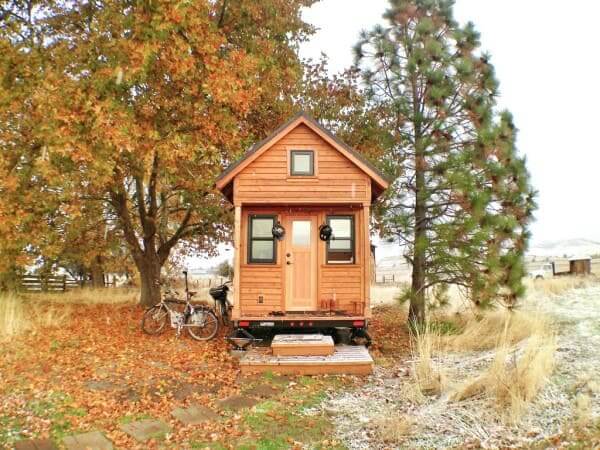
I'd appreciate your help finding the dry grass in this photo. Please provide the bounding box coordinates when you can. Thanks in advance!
[373,412,415,444]
[526,276,594,297]
[0,293,70,341]
[443,309,549,352]
[574,394,592,428]
[25,287,140,305]
[574,372,600,396]
[450,313,556,423]
[409,324,445,397]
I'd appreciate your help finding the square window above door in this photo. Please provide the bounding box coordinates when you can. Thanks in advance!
[290,150,314,176]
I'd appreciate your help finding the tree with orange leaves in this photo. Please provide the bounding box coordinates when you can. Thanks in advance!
[0,0,316,305]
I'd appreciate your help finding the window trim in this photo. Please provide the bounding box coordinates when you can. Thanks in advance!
[248,214,277,264]
[290,150,315,176]
[326,215,355,264]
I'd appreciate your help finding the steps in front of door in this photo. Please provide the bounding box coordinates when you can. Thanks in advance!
[239,344,373,375]
[271,334,334,356]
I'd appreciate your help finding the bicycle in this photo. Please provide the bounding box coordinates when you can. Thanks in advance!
[141,271,219,341]
[209,280,232,326]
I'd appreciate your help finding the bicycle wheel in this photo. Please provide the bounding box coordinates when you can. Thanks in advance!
[141,304,168,335]
[186,308,219,341]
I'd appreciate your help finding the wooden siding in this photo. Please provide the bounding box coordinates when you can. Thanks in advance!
[234,124,370,205]
[235,206,368,318]
[320,265,363,314]
[238,208,284,317]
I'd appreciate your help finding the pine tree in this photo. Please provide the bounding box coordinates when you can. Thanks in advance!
[354,0,536,324]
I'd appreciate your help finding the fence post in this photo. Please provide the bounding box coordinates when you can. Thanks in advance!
[62,275,66,292]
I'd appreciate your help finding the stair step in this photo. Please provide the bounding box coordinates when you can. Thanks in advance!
[240,345,373,375]
[271,334,334,356]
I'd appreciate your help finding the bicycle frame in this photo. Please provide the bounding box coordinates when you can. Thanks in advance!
[155,297,210,337]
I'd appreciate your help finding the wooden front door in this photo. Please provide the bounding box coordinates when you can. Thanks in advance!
[284,215,318,311]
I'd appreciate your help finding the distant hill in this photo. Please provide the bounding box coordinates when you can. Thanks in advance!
[374,237,600,264]
[528,238,600,258]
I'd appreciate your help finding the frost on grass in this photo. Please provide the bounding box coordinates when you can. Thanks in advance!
[318,283,600,449]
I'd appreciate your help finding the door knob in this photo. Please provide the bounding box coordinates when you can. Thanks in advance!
[286,253,291,257]
[286,261,292,265]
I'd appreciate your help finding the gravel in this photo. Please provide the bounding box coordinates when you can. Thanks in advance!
[310,285,600,449]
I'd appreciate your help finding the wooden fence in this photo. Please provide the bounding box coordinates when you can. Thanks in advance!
[20,275,83,293]
[375,274,400,285]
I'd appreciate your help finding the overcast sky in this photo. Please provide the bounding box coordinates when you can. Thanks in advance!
[300,0,600,245]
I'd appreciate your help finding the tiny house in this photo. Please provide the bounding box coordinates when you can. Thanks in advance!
[215,112,389,336]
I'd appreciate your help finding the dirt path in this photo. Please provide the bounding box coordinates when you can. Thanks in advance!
[313,285,600,449]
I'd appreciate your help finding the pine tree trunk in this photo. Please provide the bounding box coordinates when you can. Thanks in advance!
[409,138,427,326]
[409,244,426,326]
[138,255,162,307]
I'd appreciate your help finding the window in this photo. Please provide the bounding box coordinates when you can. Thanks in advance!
[248,215,276,263]
[326,215,354,264]
[290,150,314,176]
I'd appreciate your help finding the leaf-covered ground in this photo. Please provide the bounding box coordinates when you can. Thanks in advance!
[1,303,400,449]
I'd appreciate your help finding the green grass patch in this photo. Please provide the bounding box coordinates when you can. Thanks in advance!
[261,372,289,386]
[24,391,88,442]
[190,442,228,450]
[49,339,61,351]
[118,412,152,424]
[236,381,345,450]
[429,319,463,335]
[0,415,27,447]
[236,437,290,450]
[298,375,316,387]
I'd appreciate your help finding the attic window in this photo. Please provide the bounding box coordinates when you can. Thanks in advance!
[290,150,314,176]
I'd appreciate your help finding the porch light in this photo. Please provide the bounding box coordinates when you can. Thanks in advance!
[272,221,285,240]
[319,223,332,241]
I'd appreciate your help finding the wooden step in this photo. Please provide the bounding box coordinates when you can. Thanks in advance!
[271,334,334,357]
[240,345,373,376]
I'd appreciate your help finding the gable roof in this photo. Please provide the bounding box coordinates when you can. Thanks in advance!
[215,112,391,198]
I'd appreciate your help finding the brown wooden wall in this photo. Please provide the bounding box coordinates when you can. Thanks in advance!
[234,124,370,205]
[570,259,591,275]
[236,206,368,318]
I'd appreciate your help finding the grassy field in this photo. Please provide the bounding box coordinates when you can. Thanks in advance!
[329,277,600,448]
[1,278,598,449]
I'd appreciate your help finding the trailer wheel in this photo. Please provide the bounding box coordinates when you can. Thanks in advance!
[351,328,371,347]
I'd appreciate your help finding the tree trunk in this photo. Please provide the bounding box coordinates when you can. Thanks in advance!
[137,255,162,307]
[90,255,105,288]
[409,244,426,326]
[409,136,427,327]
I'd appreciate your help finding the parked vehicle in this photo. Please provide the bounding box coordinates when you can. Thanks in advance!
[528,263,554,280]
[141,271,219,340]
[528,257,593,279]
